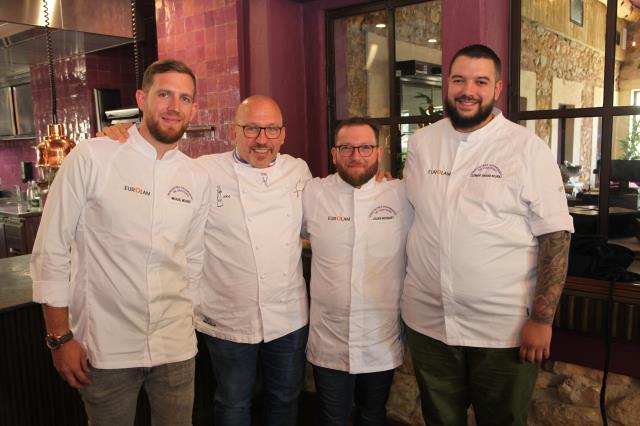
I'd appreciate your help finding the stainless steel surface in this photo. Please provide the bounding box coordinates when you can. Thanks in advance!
[0,0,135,84]
[11,83,33,135]
[0,0,132,37]
[0,26,133,84]
[0,86,14,135]
[0,254,32,311]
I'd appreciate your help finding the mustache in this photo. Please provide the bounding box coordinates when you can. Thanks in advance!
[455,95,479,103]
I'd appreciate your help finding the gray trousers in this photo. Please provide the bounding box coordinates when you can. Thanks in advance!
[79,357,195,426]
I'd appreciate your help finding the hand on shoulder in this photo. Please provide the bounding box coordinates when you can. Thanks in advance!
[96,123,133,143]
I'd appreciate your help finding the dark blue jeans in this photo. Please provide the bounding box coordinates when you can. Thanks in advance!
[312,364,394,426]
[204,325,308,426]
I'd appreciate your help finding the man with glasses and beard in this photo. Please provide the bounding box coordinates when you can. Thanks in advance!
[31,59,210,425]
[402,44,573,425]
[302,117,412,426]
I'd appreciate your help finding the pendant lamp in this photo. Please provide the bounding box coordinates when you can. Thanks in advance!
[34,0,76,177]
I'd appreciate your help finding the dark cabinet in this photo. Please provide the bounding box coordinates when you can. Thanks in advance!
[0,221,7,258]
[0,214,40,258]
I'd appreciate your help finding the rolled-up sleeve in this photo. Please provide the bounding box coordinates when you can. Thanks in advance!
[31,144,90,307]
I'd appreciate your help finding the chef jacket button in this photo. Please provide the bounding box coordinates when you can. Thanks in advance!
[255,246,260,250]
[282,272,287,277]
[280,298,286,302]
[261,274,266,279]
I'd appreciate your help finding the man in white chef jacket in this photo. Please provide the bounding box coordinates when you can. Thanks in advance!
[402,44,574,425]
[303,117,412,426]
[195,95,311,426]
[30,59,210,425]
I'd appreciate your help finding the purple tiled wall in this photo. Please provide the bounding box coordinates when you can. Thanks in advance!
[0,139,37,189]
[0,45,137,189]
[156,0,241,158]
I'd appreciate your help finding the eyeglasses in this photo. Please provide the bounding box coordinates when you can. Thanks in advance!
[335,144,378,157]
[236,124,283,139]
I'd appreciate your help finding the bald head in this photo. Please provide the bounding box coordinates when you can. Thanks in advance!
[233,95,286,168]
[235,95,283,123]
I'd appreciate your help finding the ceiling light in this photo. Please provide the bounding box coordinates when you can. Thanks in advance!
[375,23,386,28]
[428,38,437,43]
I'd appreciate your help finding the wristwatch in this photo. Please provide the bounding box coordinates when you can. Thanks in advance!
[45,331,74,351]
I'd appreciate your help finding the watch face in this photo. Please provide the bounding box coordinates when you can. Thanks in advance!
[45,335,61,350]
[45,332,72,350]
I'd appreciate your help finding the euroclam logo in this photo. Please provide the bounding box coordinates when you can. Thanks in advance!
[168,186,193,204]
[328,215,351,222]
[124,185,151,196]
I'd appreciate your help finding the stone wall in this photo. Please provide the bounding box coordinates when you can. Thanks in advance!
[520,17,614,184]
[304,355,640,425]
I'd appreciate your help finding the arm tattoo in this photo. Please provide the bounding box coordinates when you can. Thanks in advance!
[532,230,571,324]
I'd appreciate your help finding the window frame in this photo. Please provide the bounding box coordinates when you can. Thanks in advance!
[509,0,640,238]
[325,0,442,176]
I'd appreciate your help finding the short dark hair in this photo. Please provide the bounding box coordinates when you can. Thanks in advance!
[141,59,197,95]
[449,44,501,80]
[334,117,380,145]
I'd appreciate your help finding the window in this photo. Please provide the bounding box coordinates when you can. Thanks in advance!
[511,0,640,241]
[327,0,442,177]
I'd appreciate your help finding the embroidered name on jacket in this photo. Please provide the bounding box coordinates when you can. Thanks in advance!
[124,185,151,196]
[470,163,503,178]
[167,186,193,204]
[369,205,397,221]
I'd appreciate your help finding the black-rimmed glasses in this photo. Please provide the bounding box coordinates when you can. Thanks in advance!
[236,124,283,139]
[335,144,378,157]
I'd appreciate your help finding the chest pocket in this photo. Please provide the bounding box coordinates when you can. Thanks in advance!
[367,210,404,257]
[162,198,195,244]
[462,174,523,222]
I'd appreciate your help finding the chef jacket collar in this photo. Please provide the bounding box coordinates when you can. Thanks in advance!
[233,147,278,168]
[452,107,504,144]
[127,125,180,161]
[335,172,377,194]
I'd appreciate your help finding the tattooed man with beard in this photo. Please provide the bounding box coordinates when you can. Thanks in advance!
[401,44,574,425]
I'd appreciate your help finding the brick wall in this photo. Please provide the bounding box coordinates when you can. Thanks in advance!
[155,0,241,158]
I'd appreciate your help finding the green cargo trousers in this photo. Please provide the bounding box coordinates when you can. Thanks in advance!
[406,325,538,426]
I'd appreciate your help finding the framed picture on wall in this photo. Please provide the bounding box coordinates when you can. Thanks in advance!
[570,0,583,26]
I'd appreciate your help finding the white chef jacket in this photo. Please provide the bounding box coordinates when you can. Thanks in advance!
[195,152,311,343]
[31,126,210,369]
[303,174,412,373]
[402,109,574,348]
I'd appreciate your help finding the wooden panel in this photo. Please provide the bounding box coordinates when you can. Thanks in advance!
[522,0,611,53]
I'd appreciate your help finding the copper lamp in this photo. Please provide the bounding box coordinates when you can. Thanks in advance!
[34,0,75,178]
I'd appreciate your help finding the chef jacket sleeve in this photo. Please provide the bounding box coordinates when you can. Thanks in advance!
[521,138,575,236]
[31,143,92,307]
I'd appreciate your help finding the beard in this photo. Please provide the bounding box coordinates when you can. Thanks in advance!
[146,115,189,144]
[336,158,379,188]
[445,95,494,131]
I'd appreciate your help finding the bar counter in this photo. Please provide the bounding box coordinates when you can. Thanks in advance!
[0,255,215,426]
